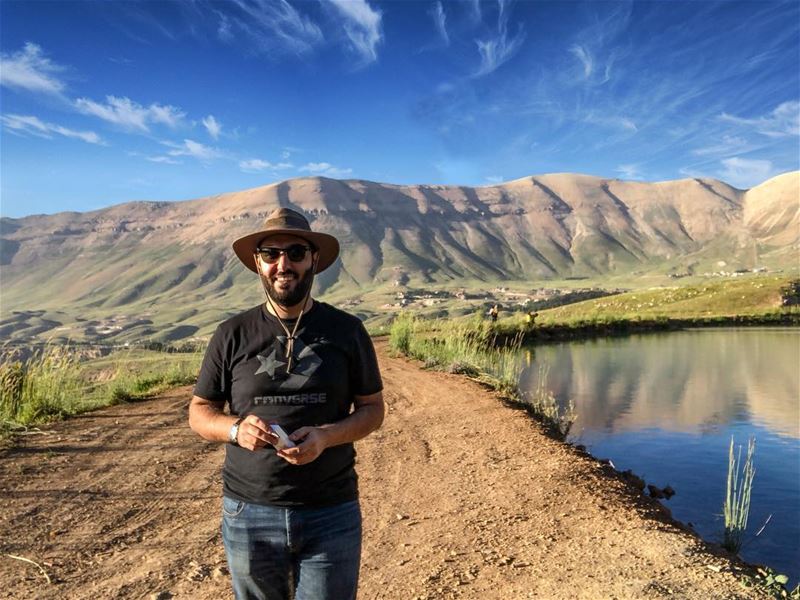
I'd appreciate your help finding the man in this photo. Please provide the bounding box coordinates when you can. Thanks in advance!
[189,207,384,600]
[488,304,499,322]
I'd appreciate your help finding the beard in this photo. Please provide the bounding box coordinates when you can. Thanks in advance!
[261,265,314,308]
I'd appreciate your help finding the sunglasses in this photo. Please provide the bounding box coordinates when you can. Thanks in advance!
[256,244,314,263]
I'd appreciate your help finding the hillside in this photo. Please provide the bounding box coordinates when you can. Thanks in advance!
[1,171,797,343]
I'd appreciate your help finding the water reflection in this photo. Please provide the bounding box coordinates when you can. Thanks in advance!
[517,328,800,584]
[520,329,800,439]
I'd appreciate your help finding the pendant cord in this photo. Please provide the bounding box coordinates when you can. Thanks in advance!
[255,254,318,373]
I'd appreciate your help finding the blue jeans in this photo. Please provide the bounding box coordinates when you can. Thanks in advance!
[221,497,362,600]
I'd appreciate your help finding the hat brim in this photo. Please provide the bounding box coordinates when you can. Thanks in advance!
[232,229,340,274]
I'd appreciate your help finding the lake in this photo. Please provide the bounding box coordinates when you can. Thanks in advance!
[518,328,800,586]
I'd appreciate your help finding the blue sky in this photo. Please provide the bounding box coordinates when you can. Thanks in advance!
[1,0,798,217]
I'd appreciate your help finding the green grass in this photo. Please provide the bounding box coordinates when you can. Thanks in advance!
[0,346,202,438]
[537,276,794,323]
[0,346,84,427]
[388,312,575,435]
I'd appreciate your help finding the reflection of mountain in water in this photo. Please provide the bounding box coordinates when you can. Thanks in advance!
[519,329,800,439]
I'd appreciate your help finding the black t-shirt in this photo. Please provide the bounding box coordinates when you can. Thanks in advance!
[194,301,383,507]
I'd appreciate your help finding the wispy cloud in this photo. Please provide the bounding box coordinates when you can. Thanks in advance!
[224,0,323,56]
[163,139,223,161]
[485,175,504,184]
[202,115,222,139]
[466,0,482,25]
[717,156,779,189]
[146,155,181,164]
[239,158,293,172]
[430,2,449,46]
[299,162,352,177]
[474,0,525,77]
[615,164,643,180]
[569,45,593,78]
[564,3,630,85]
[719,100,800,138]
[75,95,186,132]
[1,114,104,145]
[0,43,67,96]
[584,113,637,132]
[691,135,750,157]
[328,0,383,66]
[216,12,234,41]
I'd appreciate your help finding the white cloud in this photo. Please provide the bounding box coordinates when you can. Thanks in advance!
[164,139,223,161]
[485,175,504,184]
[149,103,184,128]
[217,13,234,41]
[466,0,482,24]
[615,164,643,180]
[0,43,66,96]
[226,0,323,56]
[570,45,593,78]
[584,113,637,132]
[203,115,222,139]
[717,157,778,189]
[1,114,103,145]
[474,0,526,77]
[430,2,449,46]
[299,162,353,177]
[691,135,749,157]
[328,0,383,66]
[239,158,294,172]
[719,101,800,138]
[75,95,186,132]
[146,155,182,164]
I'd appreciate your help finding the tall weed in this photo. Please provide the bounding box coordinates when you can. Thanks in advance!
[521,363,576,437]
[0,346,84,427]
[723,436,756,553]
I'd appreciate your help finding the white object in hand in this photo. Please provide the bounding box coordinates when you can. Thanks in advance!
[269,424,296,449]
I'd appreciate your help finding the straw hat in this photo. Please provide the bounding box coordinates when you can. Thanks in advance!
[232,207,339,274]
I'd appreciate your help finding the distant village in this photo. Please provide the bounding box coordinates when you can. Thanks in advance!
[368,285,618,312]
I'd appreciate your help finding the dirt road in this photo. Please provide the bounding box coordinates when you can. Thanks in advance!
[0,342,765,599]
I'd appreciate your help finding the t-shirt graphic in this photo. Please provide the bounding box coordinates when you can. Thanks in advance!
[255,335,322,390]
[194,302,383,507]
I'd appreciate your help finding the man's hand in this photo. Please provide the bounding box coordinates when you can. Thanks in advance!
[277,427,330,465]
[237,415,278,451]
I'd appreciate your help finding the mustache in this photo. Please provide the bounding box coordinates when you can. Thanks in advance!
[273,268,298,277]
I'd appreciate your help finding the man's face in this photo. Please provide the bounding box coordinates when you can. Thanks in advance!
[255,234,317,308]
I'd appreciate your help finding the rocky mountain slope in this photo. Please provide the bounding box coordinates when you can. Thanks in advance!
[1,171,797,343]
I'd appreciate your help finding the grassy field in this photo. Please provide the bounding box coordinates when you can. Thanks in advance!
[540,275,794,320]
[482,275,800,337]
[0,347,202,439]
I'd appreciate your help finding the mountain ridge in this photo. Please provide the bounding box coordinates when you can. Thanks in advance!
[1,171,797,343]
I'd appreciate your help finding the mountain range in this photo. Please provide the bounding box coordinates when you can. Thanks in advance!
[1,171,797,343]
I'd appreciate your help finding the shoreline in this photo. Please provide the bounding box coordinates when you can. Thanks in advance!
[513,312,800,344]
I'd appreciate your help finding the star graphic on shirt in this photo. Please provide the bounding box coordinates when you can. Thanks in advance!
[255,350,285,378]
[254,336,322,389]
